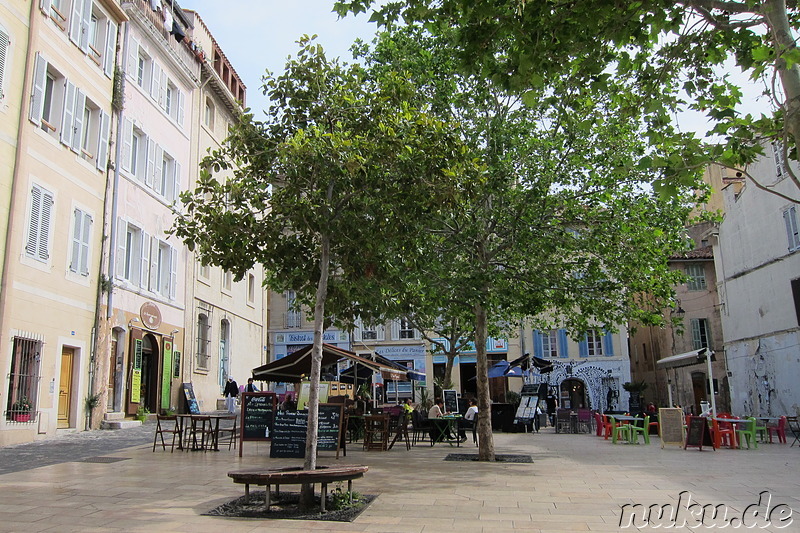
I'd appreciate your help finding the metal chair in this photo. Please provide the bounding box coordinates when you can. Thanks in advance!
[152,415,182,452]
[410,410,430,445]
[786,416,800,447]
[555,409,571,433]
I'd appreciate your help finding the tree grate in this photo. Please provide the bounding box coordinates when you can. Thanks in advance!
[444,453,533,463]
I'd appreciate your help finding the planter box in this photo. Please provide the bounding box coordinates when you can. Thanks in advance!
[12,413,31,422]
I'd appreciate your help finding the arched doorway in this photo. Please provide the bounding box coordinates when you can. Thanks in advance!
[139,334,160,413]
[560,378,587,410]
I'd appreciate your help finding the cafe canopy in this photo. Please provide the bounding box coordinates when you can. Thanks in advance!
[252,343,408,383]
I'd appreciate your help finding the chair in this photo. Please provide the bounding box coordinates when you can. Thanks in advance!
[577,409,593,433]
[601,414,616,439]
[768,416,787,444]
[736,417,758,449]
[713,414,737,449]
[363,414,390,451]
[754,419,768,442]
[594,412,604,436]
[648,418,659,435]
[152,415,182,452]
[555,409,571,434]
[786,416,800,447]
[629,416,651,444]
[410,410,430,445]
[216,414,238,450]
[186,414,213,451]
[610,416,631,444]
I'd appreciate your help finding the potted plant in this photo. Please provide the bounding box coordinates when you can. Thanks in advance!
[135,405,150,423]
[11,397,32,422]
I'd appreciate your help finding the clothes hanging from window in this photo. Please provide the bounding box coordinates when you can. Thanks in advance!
[171,21,185,43]
[163,8,173,32]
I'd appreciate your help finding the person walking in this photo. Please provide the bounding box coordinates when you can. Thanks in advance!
[244,377,259,392]
[223,376,239,413]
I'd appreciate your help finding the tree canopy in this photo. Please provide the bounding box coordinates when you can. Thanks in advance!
[335,0,800,202]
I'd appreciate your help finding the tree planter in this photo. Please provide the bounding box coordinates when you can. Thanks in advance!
[12,413,31,422]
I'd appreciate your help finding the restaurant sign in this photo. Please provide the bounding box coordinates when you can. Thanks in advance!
[140,302,162,330]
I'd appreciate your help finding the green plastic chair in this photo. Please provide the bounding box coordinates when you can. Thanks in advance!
[610,416,631,444]
[754,418,768,443]
[629,415,651,444]
[737,417,758,449]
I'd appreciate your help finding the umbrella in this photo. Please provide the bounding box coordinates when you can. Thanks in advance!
[487,360,511,378]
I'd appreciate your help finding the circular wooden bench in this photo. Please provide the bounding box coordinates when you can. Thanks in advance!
[227,465,368,512]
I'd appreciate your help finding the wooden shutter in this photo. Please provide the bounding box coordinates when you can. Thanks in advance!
[29,54,48,125]
[127,37,138,81]
[70,89,86,153]
[38,188,53,261]
[169,246,177,299]
[177,89,184,125]
[140,231,150,288]
[79,0,92,52]
[557,329,569,358]
[115,217,126,279]
[603,330,614,356]
[70,208,82,272]
[784,206,799,251]
[159,69,167,108]
[60,80,76,147]
[96,110,110,170]
[145,139,156,188]
[121,118,132,171]
[150,61,160,99]
[26,186,43,257]
[172,160,181,202]
[533,330,543,358]
[103,20,117,78]
[578,334,589,358]
[80,211,91,274]
[69,0,83,45]
[0,29,8,100]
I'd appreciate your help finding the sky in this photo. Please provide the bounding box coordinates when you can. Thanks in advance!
[184,1,381,115]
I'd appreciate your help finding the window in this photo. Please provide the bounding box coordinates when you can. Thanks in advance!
[153,239,176,298]
[222,270,232,292]
[784,206,800,252]
[25,183,54,263]
[204,98,215,129]
[156,150,180,202]
[196,313,210,370]
[69,208,92,275]
[686,264,707,291]
[394,317,417,340]
[121,119,147,180]
[0,26,9,101]
[355,318,385,341]
[286,290,301,328]
[772,142,786,179]
[247,274,255,303]
[5,336,41,421]
[541,330,558,358]
[691,318,712,350]
[133,43,152,90]
[585,329,604,357]
[115,218,149,288]
[41,0,69,30]
[29,54,66,137]
[164,80,184,124]
[219,319,230,389]
[64,0,116,77]
[76,96,109,168]
[198,262,210,280]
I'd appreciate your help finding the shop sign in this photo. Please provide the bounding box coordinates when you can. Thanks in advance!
[140,302,162,330]
[131,370,141,403]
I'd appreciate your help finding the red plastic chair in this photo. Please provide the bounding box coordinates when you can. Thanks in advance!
[594,412,603,436]
[601,414,615,439]
[768,416,787,444]
[714,413,737,449]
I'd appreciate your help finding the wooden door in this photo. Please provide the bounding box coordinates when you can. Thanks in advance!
[58,348,74,428]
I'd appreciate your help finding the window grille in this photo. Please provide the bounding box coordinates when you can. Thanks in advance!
[6,337,41,421]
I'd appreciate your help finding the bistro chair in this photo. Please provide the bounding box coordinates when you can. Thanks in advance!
[555,409,572,434]
[152,414,182,452]
[712,413,737,449]
[601,414,615,439]
[410,410,430,445]
[363,414,390,451]
[736,417,758,449]
[216,414,238,450]
[786,416,800,447]
[767,416,788,444]
[577,409,593,433]
[629,416,651,445]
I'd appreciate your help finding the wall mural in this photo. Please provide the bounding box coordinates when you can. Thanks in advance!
[531,360,624,412]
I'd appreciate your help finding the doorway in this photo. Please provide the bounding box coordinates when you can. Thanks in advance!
[140,334,160,413]
[691,372,707,416]
[560,378,587,410]
[58,348,75,428]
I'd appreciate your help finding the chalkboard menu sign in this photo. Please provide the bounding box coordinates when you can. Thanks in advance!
[684,416,714,451]
[239,392,276,457]
[658,408,685,449]
[270,403,344,459]
[443,389,459,414]
[181,383,200,414]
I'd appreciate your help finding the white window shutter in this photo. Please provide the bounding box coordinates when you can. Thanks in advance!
[79,0,92,52]
[40,0,52,15]
[150,237,158,292]
[60,81,76,147]
[154,145,164,194]
[80,211,91,274]
[70,208,81,272]
[104,20,117,78]
[145,140,156,188]
[121,118,132,171]
[127,38,138,81]
[150,62,160,99]
[115,217,127,279]
[168,246,178,299]
[140,231,150,288]
[0,29,9,100]
[26,186,43,257]
[159,70,167,108]
[30,54,48,125]
[172,160,181,202]
[177,90,184,125]
[39,189,53,261]
[71,89,86,153]
[69,0,83,45]
[96,110,110,170]
[391,320,399,340]
[784,206,800,250]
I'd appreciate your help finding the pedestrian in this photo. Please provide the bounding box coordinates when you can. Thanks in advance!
[245,377,259,392]
[223,376,239,413]
[546,391,558,426]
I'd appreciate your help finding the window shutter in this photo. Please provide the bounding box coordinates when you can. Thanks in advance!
[784,206,799,251]
[154,145,164,194]
[603,330,614,356]
[80,211,91,274]
[172,160,181,202]
[115,217,126,279]
[532,330,543,358]
[578,334,589,358]
[104,20,117,78]
[169,246,177,299]
[150,237,159,292]
[557,329,569,358]
[79,0,92,52]
[140,231,150,288]
[127,38,138,81]
[177,89,184,124]
[0,29,9,100]
[71,89,86,153]
[391,320,399,340]
[690,319,702,349]
[150,61,160,99]
[121,118,132,171]
[96,110,110,170]
[29,54,48,125]
[70,208,81,272]
[26,186,43,257]
[39,189,53,261]
[40,0,52,15]
[60,80,76,147]
[69,0,83,45]
[145,140,156,188]
[377,324,385,341]
[159,69,167,108]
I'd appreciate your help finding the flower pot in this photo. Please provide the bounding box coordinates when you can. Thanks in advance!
[13,413,31,422]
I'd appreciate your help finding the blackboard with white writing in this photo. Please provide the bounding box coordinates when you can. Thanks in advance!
[684,416,713,450]
[270,403,343,459]
[239,392,276,457]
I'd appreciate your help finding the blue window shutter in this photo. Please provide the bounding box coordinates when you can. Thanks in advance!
[603,330,615,356]
[578,334,589,358]
[533,330,543,358]
[557,329,569,358]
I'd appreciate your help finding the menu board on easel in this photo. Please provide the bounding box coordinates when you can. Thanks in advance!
[239,392,276,457]
[269,403,344,459]
[658,408,685,449]
[181,382,200,414]
[684,416,714,451]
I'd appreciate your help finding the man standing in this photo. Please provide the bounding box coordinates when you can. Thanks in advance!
[224,376,239,413]
[245,378,259,392]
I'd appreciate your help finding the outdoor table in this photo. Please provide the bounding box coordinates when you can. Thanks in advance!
[430,415,462,447]
[177,413,234,451]
[611,415,640,443]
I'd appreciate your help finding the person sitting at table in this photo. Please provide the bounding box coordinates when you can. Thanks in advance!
[428,398,453,441]
[458,398,478,443]
[402,398,414,416]
[282,394,296,411]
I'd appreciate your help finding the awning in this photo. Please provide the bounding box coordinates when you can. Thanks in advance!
[252,343,403,382]
[508,353,554,374]
[656,348,714,370]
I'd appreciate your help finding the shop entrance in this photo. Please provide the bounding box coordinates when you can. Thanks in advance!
[560,378,587,410]
[126,330,161,416]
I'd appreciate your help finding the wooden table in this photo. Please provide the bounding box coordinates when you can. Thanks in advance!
[178,413,236,451]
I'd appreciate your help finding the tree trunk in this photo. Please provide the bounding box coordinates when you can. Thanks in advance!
[474,302,495,461]
[300,233,330,507]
